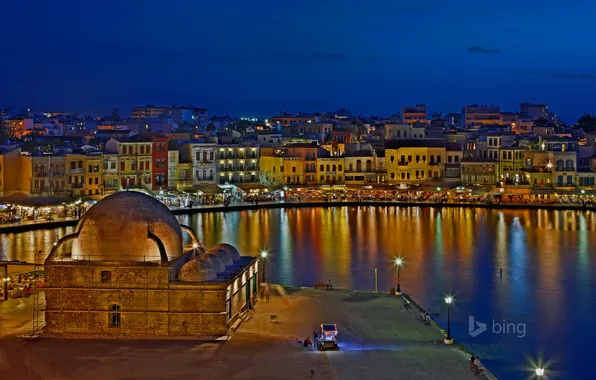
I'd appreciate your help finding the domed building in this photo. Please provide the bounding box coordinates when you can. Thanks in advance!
[44,191,260,338]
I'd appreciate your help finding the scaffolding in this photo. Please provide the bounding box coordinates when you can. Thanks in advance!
[31,248,46,336]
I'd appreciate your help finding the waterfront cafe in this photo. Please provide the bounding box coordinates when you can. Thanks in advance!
[0,191,80,221]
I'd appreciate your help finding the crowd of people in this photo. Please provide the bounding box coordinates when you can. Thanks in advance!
[1,272,44,300]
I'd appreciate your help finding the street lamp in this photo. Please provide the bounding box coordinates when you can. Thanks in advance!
[2,277,10,301]
[535,368,545,377]
[260,250,268,283]
[394,257,403,295]
[444,295,454,344]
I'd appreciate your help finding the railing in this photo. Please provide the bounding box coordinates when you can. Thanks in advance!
[69,168,85,174]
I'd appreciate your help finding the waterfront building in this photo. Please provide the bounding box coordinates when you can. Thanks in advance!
[105,136,153,190]
[462,105,501,128]
[385,140,446,185]
[180,140,217,185]
[259,154,304,188]
[316,157,345,185]
[150,135,169,190]
[344,150,376,185]
[30,155,67,195]
[401,104,427,125]
[460,158,498,185]
[0,146,30,196]
[102,153,120,193]
[216,144,259,185]
[65,153,103,197]
[498,147,526,184]
[445,143,463,183]
[45,191,258,337]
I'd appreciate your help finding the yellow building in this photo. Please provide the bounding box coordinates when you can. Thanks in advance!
[385,141,446,184]
[259,155,305,187]
[316,157,344,185]
[66,153,104,197]
[0,146,30,196]
[498,147,526,183]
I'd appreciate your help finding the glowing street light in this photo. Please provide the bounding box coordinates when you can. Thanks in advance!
[535,368,545,377]
[260,250,268,283]
[192,242,199,250]
[444,295,454,344]
[394,257,403,295]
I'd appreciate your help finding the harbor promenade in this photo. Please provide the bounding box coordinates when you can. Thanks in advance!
[0,287,496,379]
[0,198,594,234]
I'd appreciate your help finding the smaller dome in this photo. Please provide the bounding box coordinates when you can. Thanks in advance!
[214,243,241,262]
[206,247,233,267]
[199,252,226,273]
[178,258,216,282]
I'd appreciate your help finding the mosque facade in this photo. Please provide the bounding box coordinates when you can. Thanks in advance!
[44,191,259,337]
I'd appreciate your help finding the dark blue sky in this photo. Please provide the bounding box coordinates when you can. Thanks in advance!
[1,0,595,121]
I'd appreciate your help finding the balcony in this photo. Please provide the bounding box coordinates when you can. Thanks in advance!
[69,168,85,174]
[397,161,408,166]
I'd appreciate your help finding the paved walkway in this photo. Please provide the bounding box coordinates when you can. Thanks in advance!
[237,287,494,380]
[0,288,496,380]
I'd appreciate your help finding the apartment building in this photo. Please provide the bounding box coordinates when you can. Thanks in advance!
[462,105,501,128]
[383,124,426,140]
[385,140,446,184]
[216,144,260,185]
[401,104,427,125]
[105,136,153,190]
[180,140,217,185]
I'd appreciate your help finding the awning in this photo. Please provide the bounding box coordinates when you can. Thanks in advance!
[237,183,268,193]
[531,188,556,195]
[554,189,579,195]
[0,192,74,206]
[194,184,224,195]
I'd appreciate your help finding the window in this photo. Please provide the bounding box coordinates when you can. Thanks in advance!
[101,271,112,283]
[280,166,284,172]
[390,156,395,163]
[88,178,92,185]
[455,156,459,163]
[88,165,92,172]
[448,156,453,163]
[95,177,99,185]
[109,304,121,328]
[320,164,324,171]
[338,165,342,171]
[120,162,125,171]
[416,155,420,163]
[292,166,296,173]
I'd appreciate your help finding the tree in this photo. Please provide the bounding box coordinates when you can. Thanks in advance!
[206,122,217,132]
[0,118,13,143]
[576,113,596,134]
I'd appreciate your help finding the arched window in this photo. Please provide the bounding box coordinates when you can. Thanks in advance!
[356,160,362,172]
[366,160,372,172]
[338,165,343,171]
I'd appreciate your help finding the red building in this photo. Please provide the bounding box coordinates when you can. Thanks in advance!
[140,133,169,190]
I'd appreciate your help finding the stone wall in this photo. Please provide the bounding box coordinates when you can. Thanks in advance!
[45,263,229,337]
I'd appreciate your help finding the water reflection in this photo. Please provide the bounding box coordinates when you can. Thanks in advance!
[1,207,595,379]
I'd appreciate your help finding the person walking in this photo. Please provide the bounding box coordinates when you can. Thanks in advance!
[310,369,315,379]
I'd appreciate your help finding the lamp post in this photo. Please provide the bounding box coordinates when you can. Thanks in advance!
[394,258,403,295]
[444,296,454,344]
[2,277,10,301]
[260,250,268,283]
[535,368,545,378]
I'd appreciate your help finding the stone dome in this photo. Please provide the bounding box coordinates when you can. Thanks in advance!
[214,243,241,262]
[204,247,232,270]
[178,258,216,282]
[208,247,234,267]
[198,253,225,273]
[71,191,183,262]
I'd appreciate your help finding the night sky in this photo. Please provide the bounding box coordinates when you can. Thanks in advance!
[2,0,595,121]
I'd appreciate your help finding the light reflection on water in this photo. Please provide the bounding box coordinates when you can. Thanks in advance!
[1,206,596,379]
